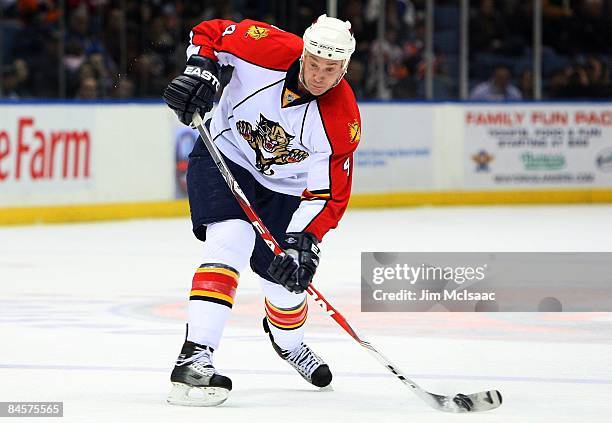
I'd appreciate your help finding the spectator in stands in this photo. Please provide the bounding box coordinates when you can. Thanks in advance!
[555,58,612,99]
[543,0,573,19]
[341,0,372,66]
[585,56,606,88]
[1,68,19,99]
[345,59,366,100]
[101,7,124,70]
[541,0,574,54]
[131,52,167,98]
[8,0,58,83]
[568,0,611,55]
[111,77,135,99]
[545,68,569,99]
[1,60,29,98]
[75,76,98,99]
[470,0,509,55]
[500,1,534,56]
[365,0,413,38]
[470,65,522,101]
[28,30,61,97]
[66,6,98,54]
[518,68,533,100]
[88,52,113,97]
[63,40,86,75]
[366,27,405,99]
[341,0,369,42]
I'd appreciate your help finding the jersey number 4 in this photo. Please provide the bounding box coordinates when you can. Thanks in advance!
[343,157,350,176]
[222,25,236,37]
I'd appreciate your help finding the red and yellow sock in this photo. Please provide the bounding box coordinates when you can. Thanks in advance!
[265,297,308,330]
[190,263,239,308]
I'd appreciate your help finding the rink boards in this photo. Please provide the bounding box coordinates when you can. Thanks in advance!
[1,101,611,224]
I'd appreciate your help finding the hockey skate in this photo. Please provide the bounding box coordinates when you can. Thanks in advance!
[167,341,232,406]
[263,318,332,388]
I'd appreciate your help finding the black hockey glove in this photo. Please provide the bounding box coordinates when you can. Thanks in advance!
[267,232,320,294]
[163,55,220,126]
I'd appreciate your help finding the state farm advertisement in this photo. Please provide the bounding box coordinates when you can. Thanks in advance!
[0,109,94,194]
[464,105,612,188]
[0,105,176,209]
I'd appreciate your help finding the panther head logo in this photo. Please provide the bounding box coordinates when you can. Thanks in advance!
[258,114,295,153]
[236,114,309,175]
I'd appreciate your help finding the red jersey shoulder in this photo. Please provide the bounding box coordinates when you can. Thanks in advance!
[218,19,303,71]
[317,80,361,155]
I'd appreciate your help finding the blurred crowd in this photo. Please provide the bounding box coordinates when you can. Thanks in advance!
[467,0,612,100]
[1,0,611,100]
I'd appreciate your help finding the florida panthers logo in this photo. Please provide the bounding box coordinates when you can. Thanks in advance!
[236,114,309,175]
[245,25,269,40]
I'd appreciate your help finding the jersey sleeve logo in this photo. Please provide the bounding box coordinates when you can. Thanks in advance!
[349,120,361,144]
[245,25,269,40]
[236,113,308,175]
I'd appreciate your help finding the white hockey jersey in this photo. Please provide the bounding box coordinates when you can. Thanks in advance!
[188,19,361,241]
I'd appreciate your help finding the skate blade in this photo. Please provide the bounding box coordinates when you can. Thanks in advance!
[319,384,334,392]
[166,382,230,407]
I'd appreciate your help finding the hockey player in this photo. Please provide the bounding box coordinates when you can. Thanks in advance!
[163,14,361,406]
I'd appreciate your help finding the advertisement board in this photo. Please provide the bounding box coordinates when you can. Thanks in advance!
[353,104,435,193]
[464,105,612,189]
[1,102,612,225]
[0,108,94,197]
[0,104,174,208]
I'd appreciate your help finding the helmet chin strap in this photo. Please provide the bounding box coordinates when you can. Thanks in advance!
[298,53,348,95]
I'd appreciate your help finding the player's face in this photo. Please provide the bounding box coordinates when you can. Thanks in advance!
[302,52,345,96]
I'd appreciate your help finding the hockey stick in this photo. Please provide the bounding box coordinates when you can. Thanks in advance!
[190,111,502,413]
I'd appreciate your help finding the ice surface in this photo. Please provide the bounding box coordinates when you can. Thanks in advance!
[1,205,612,422]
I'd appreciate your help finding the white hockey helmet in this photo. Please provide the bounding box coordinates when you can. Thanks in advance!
[302,14,356,70]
